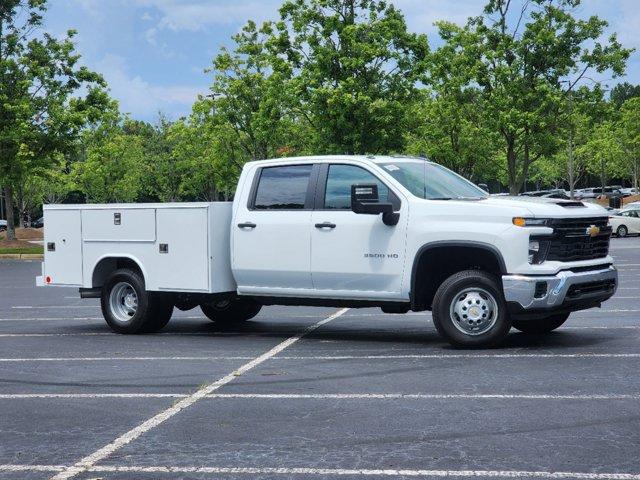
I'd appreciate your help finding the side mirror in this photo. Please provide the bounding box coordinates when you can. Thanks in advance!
[478,183,489,193]
[350,184,399,226]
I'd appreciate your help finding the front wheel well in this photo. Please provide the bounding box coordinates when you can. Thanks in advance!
[411,244,506,311]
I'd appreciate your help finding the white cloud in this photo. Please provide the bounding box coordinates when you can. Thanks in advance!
[132,0,280,32]
[393,0,483,35]
[96,54,203,119]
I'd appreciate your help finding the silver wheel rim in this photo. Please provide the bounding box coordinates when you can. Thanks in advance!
[449,287,498,336]
[618,226,627,237]
[109,282,138,323]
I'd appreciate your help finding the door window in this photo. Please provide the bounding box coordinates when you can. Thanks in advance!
[324,164,389,209]
[253,165,313,210]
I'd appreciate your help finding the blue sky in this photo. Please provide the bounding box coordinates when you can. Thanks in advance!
[45,0,640,122]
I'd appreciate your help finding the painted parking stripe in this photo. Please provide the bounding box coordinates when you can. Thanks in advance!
[274,353,640,360]
[0,393,187,399]
[206,393,640,400]
[0,464,638,479]
[3,353,640,362]
[12,305,100,309]
[0,356,255,362]
[0,465,65,473]
[0,322,640,338]
[50,308,349,480]
[0,393,638,401]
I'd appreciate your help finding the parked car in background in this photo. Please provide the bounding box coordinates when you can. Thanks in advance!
[32,217,44,228]
[0,220,6,232]
[576,187,623,199]
[610,209,640,237]
[624,201,640,210]
[620,187,638,197]
[521,189,569,199]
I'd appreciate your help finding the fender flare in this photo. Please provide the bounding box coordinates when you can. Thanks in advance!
[409,240,508,307]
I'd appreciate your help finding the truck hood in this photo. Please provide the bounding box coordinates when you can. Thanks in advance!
[484,196,609,218]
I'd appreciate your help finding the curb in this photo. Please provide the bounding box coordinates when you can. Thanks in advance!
[0,254,43,260]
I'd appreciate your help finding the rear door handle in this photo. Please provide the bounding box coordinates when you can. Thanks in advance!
[315,222,336,229]
[237,222,257,229]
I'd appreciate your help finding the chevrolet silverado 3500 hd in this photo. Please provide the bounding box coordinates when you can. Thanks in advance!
[37,155,618,347]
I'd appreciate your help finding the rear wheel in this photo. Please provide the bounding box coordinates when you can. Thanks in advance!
[512,313,569,334]
[617,225,628,237]
[101,268,173,334]
[432,270,511,348]
[200,297,262,324]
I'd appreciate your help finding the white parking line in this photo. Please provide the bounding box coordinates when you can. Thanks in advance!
[0,356,254,362]
[3,352,640,362]
[2,464,636,479]
[206,393,640,400]
[0,465,65,473]
[50,308,349,480]
[0,393,187,399]
[0,392,638,401]
[273,353,640,360]
[12,305,100,309]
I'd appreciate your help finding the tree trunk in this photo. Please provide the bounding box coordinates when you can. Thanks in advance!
[507,140,518,195]
[3,185,16,241]
[567,133,576,199]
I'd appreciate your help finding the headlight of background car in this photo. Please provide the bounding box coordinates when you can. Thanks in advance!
[528,238,550,264]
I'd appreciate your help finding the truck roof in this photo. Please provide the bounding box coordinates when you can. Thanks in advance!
[245,155,432,166]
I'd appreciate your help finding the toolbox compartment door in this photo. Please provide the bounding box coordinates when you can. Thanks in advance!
[82,208,156,242]
[155,207,210,291]
[43,209,83,285]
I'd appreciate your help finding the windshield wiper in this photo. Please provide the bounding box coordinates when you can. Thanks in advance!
[429,197,453,200]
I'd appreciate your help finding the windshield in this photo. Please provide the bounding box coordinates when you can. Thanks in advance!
[378,161,488,200]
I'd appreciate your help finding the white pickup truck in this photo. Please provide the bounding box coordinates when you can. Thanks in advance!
[37,155,618,347]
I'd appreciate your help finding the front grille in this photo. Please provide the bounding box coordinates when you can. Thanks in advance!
[546,217,611,262]
[566,279,616,298]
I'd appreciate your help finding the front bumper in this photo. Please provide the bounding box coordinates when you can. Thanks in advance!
[502,265,617,319]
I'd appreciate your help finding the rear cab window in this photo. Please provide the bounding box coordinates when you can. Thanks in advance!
[251,164,314,210]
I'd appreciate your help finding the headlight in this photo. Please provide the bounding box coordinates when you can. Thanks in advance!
[513,217,552,227]
[528,238,549,264]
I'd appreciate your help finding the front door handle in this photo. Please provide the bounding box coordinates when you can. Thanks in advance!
[237,222,257,229]
[315,222,336,229]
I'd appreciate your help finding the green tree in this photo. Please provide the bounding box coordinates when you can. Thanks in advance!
[208,21,298,162]
[0,0,108,239]
[73,113,145,203]
[272,0,429,154]
[405,90,500,182]
[610,82,640,108]
[581,122,625,191]
[431,0,632,194]
[618,97,640,191]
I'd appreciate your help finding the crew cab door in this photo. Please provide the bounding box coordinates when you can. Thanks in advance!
[310,163,408,298]
[232,163,317,294]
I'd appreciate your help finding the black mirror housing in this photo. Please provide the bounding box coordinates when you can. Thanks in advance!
[350,183,399,226]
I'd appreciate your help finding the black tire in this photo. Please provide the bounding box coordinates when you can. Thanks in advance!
[101,268,173,334]
[617,225,628,237]
[200,297,262,324]
[432,270,511,348]
[512,313,569,334]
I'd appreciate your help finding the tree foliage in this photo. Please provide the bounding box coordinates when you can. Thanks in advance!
[0,0,109,238]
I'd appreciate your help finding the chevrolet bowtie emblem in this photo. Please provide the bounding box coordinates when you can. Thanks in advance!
[586,225,600,237]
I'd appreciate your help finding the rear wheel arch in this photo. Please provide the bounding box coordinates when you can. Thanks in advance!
[410,241,507,311]
[91,256,147,289]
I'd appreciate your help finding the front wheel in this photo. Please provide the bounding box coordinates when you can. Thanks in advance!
[201,297,262,324]
[432,270,511,348]
[512,313,569,334]
[617,225,628,237]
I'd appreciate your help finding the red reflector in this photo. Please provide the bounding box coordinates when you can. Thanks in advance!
[45,276,52,284]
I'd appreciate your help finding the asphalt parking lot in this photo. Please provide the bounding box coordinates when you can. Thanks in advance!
[0,237,639,480]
